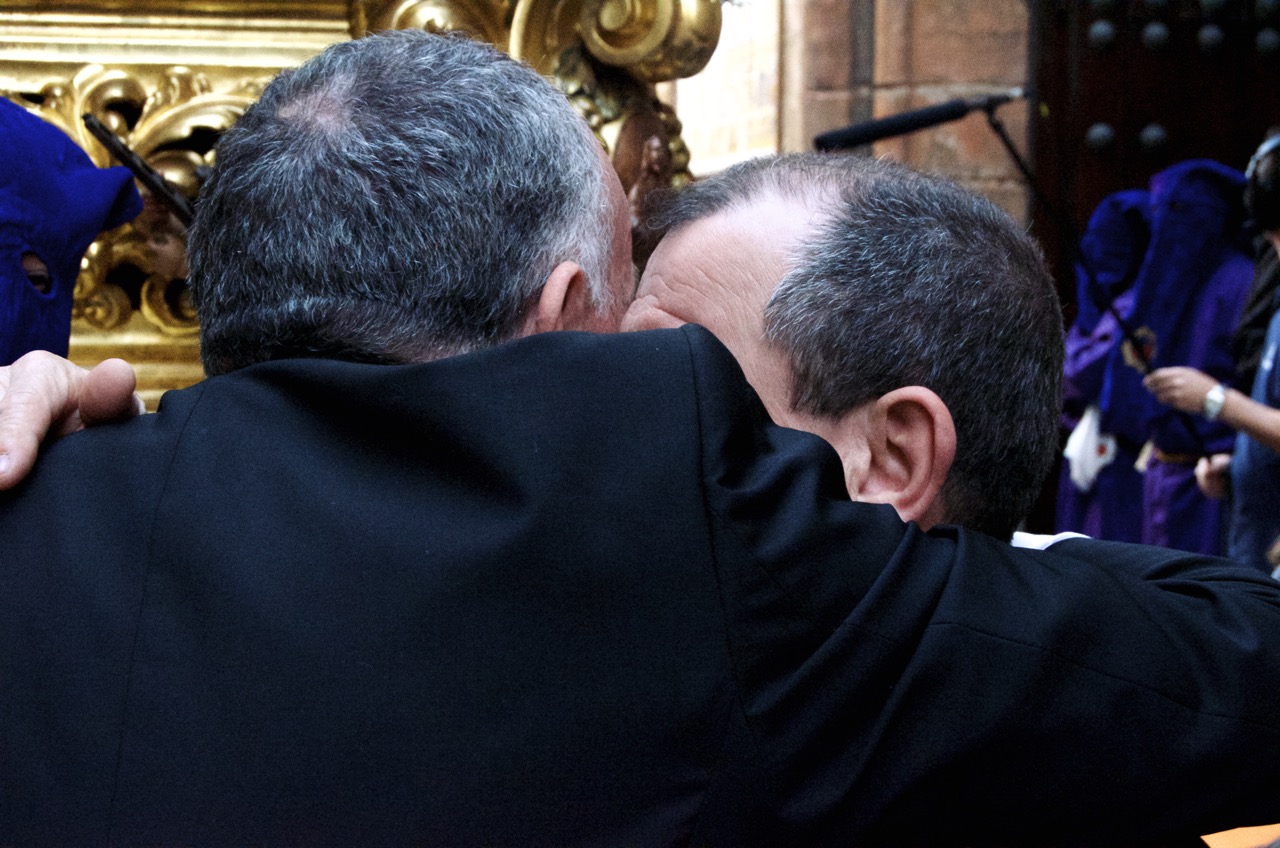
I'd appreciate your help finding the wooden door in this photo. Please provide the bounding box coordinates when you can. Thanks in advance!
[1028,0,1280,312]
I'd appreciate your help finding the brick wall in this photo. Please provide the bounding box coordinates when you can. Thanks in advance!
[783,0,1032,219]
[670,0,1031,218]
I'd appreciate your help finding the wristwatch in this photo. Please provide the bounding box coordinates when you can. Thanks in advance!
[1203,383,1228,421]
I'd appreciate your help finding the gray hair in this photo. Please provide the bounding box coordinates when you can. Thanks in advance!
[652,154,1063,539]
[189,29,614,375]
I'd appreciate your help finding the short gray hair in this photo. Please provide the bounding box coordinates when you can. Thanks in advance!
[652,154,1063,539]
[189,29,614,375]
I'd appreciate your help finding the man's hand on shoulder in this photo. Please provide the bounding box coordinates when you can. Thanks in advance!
[0,352,142,490]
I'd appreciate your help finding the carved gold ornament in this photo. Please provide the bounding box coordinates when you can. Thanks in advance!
[351,0,512,49]
[8,64,263,337]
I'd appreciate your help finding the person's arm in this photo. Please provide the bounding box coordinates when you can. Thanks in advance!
[1145,365,1280,452]
[681,325,1280,843]
[0,351,142,489]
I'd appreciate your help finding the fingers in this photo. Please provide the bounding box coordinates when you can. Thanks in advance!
[1194,453,1231,501]
[1142,367,1217,414]
[1143,368,1168,394]
[0,387,52,489]
[1143,367,1179,394]
[1142,369,1179,405]
[80,358,143,427]
[0,352,138,492]
[0,351,85,490]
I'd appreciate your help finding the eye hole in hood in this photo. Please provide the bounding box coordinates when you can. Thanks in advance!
[21,252,52,295]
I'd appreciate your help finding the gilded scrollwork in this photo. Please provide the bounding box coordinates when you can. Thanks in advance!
[75,235,141,332]
[20,66,149,160]
[551,44,691,266]
[504,0,717,80]
[508,0,583,76]
[4,65,264,337]
[349,0,512,46]
[577,0,719,82]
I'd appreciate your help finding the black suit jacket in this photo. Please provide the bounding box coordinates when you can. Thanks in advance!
[3,325,1280,846]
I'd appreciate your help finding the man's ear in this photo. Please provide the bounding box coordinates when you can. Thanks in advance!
[853,386,957,529]
[522,260,590,336]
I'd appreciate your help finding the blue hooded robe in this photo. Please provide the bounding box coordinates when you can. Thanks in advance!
[0,98,142,365]
[1059,162,1253,553]
[1057,189,1151,542]
[1069,161,1251,553]
[1136,161,1253,555]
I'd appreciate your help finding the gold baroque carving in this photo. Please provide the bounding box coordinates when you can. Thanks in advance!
[506,0,717,81]
[4,64,265,337]
[350,0,511,48]
[577,0,719,82]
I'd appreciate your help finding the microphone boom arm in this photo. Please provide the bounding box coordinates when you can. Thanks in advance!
[813,89,1022,152]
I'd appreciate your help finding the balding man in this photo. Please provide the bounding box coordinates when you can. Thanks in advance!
[625,153,1061,541]
[1,30,1280,847]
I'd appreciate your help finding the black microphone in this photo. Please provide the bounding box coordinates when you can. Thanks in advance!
[813,89,1023,152]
